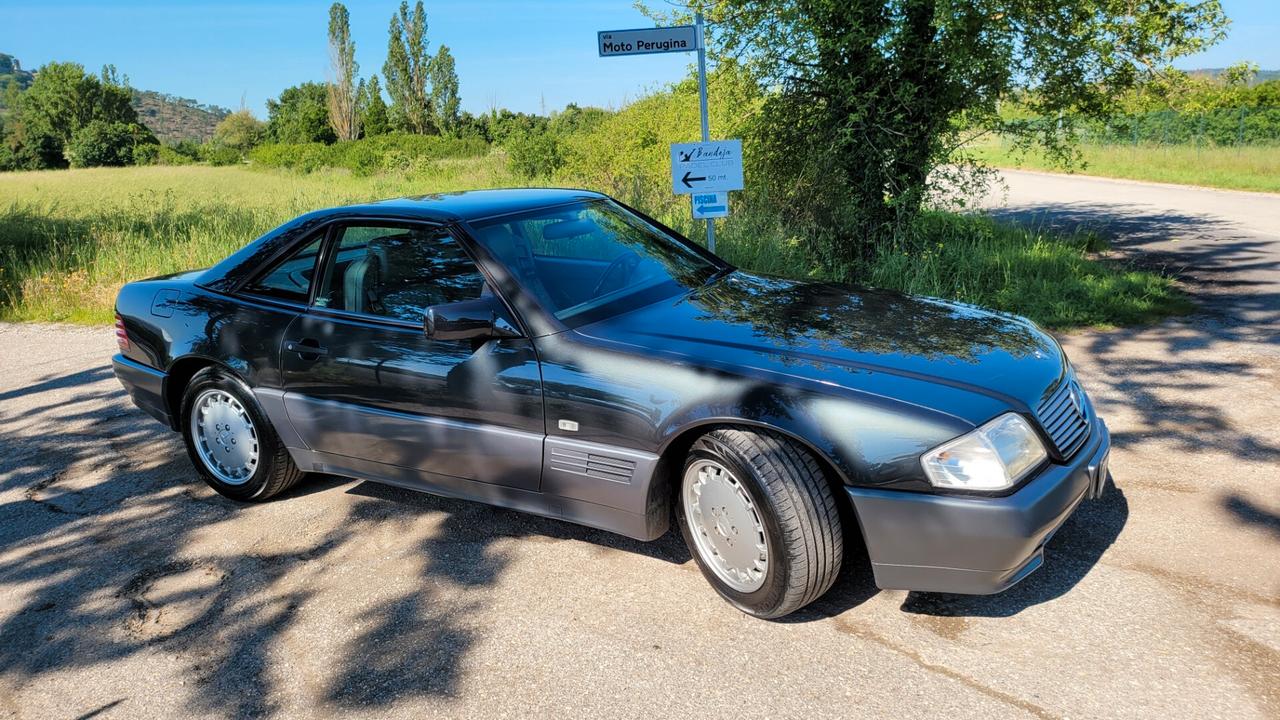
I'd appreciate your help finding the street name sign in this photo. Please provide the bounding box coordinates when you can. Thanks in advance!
[691,192,729,219]
[598,26,698,57]
[670,140,744,195]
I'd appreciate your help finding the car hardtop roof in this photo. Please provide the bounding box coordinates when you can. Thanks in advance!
[339,188,610,223]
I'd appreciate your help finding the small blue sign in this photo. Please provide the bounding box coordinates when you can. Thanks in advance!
[691,191,730,219]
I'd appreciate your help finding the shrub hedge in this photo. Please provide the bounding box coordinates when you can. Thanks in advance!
[249,133,489,175]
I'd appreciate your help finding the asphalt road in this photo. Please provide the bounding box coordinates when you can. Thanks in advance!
[1,171,1278,719]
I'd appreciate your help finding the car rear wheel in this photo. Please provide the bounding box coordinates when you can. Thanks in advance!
[179,366,304,502]
[677,427,844,619]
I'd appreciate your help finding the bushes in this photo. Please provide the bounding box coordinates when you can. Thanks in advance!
[132,143,159,166]
[505,128,563,179]
[157,145,196,165]
[856,213,1190,328]
[201,144,242,166]
[65,120,153,168]
[555,63,762,213]
[133,143,198,166]
[211,109,265,158]
[248,133,488,174]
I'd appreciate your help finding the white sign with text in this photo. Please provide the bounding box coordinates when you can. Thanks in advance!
[598,26,698,57]
[670,140,743,195]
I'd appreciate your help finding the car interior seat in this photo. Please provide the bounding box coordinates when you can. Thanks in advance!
[473,225,557,309]
[343,237,390,314]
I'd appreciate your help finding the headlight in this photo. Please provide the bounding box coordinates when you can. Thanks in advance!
[921,413,1047,491]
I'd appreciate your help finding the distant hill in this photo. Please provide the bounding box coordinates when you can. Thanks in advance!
[1186,67,1280,84]
[131,90,230,144]
[0,52,35,115]
[2,52,229,143]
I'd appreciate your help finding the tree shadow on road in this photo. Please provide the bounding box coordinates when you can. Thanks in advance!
[322,481,690,708]
[0,370,484,717]
[984,201,1280,341]
[1222,493,1280,543]
[0,366,694,718]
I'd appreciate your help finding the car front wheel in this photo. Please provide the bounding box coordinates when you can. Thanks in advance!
[678,427,844,619]
[179,366,304,502]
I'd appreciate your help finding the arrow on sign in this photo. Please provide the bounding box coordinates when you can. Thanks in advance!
[681,171,707,188]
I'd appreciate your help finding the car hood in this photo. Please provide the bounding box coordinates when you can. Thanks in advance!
[574,272,1065,420]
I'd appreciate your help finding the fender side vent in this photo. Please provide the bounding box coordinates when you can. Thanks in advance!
[549,447,635,484]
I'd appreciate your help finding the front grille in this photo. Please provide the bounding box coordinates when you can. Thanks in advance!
[1036,378,1090,459]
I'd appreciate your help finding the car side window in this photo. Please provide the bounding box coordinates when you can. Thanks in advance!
[243,235,324,303]
[317,224,487,323]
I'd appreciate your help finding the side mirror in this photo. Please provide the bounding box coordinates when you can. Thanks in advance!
[424,295,521,341]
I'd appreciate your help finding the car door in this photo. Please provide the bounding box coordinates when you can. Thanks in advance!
[278,220,545,491]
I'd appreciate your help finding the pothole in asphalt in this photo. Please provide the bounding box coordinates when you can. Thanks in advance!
[120,560,229,641]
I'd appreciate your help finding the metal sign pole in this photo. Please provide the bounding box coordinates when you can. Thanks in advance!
[694,12,715,253]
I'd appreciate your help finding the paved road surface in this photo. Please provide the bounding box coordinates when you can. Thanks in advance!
[1,171,1277,719]
[980,169,1280,334]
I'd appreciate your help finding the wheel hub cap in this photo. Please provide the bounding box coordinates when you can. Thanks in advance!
[683,460,768,593]
[190,389,259,485]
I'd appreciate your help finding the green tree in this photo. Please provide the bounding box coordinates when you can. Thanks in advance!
[66,119,152,167]
[266,82,336,144]
[360,73,391,137]
[326,2,360,141]
[1220,61,1259,89]
[650,0,1228,269]
[383,0,432,134]
[428,44,460,136]
[506,126,563,179]
[212,109,265,157]
[8,61,143,168]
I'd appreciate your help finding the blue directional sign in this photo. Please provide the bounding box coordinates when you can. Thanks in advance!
[691,191,729,219]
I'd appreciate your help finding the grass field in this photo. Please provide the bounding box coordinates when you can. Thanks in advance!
[973,140,1280,194]
[0,159,1190,328]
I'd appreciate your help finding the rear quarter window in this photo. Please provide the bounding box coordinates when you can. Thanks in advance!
[242,236,324,303]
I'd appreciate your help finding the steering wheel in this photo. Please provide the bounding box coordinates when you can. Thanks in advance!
[591,251,641,299]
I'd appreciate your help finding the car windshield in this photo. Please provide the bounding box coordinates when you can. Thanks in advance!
[468,200,721,323]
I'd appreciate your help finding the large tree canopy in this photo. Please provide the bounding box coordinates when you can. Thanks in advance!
[428,45,460,136]
[7,62,148,169]
[327,2,361,141]
[266,82,336,144]
[360,74,391,137]
[651,0,1227,268]
[383,0,433,134]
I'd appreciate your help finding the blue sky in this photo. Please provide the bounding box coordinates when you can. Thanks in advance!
[2,0,1277,117]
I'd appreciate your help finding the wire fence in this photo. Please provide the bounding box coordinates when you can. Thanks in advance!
[1077,107,1280,146]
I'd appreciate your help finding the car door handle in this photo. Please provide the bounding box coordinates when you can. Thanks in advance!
[285,339,328,357]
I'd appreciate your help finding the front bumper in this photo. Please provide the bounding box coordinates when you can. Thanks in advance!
[847,415,1110,595]
[112,354,171,427]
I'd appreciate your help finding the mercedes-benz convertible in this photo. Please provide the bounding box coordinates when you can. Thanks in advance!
[112,189,1110,618]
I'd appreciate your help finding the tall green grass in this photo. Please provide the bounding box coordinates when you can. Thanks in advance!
[0,161,1189,328]
[973,139,1280,194]
[0,159,524,323]
[860,213,1191,327]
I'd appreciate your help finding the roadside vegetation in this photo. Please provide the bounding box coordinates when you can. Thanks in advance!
[0,160,1189,327]
[0,0,1219,328]
[979,61,1280,192]
[973,139,1280,194]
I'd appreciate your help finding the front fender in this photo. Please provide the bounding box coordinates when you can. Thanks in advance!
[656,385,969,492]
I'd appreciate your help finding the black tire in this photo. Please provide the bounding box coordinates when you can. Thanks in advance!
[179,366,304,502]
[677,427,844,619]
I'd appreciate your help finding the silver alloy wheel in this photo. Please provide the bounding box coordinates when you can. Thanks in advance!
[190,389,259,486]
[682,459,769,593]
